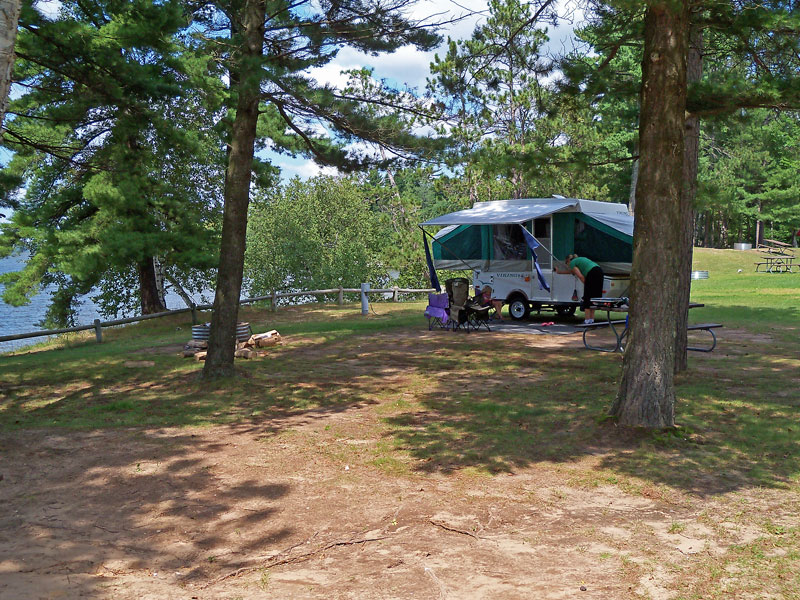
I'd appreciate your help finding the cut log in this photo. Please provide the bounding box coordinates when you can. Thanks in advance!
[183,349,199,358]
[255,334,282,348]
[194,351,207,361]
[185,339,208,350]
[234,348,256,359]
[251,330,279,340]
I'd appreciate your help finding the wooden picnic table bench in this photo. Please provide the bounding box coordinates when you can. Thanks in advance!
[686,323,723,352]
[574,318,629,353]
[578,298,721,353]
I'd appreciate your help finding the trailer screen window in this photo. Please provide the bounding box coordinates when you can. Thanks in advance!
[492,224,527,260]
[574,219,633,263]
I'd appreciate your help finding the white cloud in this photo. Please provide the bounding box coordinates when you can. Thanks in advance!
[276,158,339,180]
[277,0,585,180]
[307,0,489,91]
[34,0,62,20]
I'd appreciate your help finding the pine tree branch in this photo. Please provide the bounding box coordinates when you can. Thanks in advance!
[596,33,639,71]
[270,97,331,164]
[469,0,557,83]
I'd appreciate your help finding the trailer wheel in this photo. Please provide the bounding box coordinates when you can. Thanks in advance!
[508,296,530,321]
[555,305,577,317]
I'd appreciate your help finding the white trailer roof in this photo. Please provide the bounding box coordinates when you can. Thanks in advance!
[421,197,634,239]
[420,198,578,226]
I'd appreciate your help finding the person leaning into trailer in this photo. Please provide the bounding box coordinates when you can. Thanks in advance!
[553,254,604,324]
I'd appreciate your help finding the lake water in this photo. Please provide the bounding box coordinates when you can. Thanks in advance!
[0,254,193,353]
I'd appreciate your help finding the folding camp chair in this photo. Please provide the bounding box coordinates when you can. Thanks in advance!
[444,277,471,331]
[424,292,449,330]
[466,299,492,331]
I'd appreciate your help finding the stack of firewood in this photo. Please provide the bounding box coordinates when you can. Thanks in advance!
[182,330,282,361]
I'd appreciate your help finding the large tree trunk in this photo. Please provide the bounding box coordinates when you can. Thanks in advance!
[0,0,22,130]
[202,0,265,379]
[610,1,688,428]
[674,22,703,373]
[139,258,167,314]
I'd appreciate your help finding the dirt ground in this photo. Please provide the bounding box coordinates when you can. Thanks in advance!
[0,332,795,600]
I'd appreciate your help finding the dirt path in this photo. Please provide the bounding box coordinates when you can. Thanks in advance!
[0,412,782,600]
[2,324,797,599]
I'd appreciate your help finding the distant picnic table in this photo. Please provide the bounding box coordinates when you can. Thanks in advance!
[757,239,795,256]
[755,253,796,273]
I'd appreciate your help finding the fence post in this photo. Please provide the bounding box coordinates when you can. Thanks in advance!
[392,286,399,302]
[190,302,198,325]
[338,286,343,306]
[360,283,370,315]
[271,289,277,312]
[93,319,103,343]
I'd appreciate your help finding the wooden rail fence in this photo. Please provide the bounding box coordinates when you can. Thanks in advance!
[0,285,435,346]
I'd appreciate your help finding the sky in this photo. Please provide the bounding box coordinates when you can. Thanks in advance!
[272,0,491,180]
[274,0,585,180]
[3,0,584,186]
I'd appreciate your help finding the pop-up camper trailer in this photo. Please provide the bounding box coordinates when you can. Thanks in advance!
[420,197,634,320]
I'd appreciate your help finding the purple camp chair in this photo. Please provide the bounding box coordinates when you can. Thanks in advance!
[424,292,449,330]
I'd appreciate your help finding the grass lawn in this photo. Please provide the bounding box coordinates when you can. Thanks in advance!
[0,247,798,599]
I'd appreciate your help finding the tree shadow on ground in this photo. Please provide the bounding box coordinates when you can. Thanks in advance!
[369,324,800,497]
[1,303,798,600]
[0,427,292,599]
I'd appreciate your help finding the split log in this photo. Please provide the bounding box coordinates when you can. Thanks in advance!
[234,348,257,359]
[252,330,282,348]
[194,351,207,361]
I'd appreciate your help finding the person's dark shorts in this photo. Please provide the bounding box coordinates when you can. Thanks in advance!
[581,266,604,310]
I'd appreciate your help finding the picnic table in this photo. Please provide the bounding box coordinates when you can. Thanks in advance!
[576,298,721,353]
[754,253,795,273]
[757,239,795,256]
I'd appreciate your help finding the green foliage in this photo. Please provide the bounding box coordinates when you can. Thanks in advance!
[194,0,443,173]
[426,0,618,202]
[1,0,224,324]
[427,0,552,199]
[698,110,800,244]
[244,168,484,295]
[245,176,385,295]
[559,0,800,240]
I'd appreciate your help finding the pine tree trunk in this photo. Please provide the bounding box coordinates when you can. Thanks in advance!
[0,0,22,130]
[139,258,167,314]
[610,1,688,428]
[755,211,764,247]
[674,23,703,374]
[202,0,265,379]
[163,271,196,309]
[628,156,639,214]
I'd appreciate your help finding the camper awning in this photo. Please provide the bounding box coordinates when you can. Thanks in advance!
[584,212,634,239]
[420,199,578,227]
